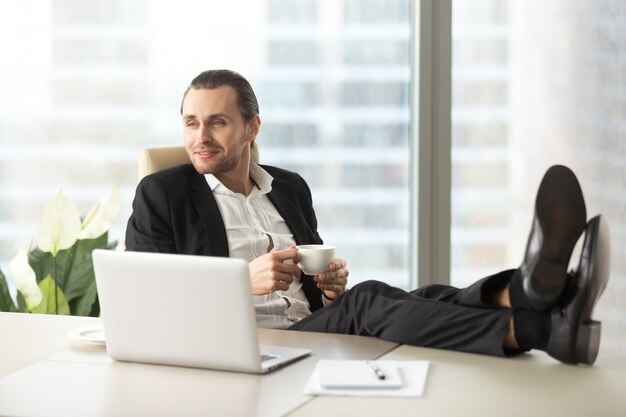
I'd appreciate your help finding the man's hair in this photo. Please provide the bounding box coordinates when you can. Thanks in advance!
[180,69,259,122]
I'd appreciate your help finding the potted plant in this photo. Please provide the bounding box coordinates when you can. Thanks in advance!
[0,188,120,316]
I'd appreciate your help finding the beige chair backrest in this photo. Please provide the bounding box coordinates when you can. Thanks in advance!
[138,143,260,182]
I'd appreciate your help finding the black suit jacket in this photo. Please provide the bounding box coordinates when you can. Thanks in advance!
[125,163,324,311]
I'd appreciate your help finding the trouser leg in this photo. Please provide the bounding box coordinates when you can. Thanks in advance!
[407,269,513,306]
[289,270,516,357]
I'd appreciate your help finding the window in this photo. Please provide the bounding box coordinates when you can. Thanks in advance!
[0,0,412,290]
[452,0,626,355]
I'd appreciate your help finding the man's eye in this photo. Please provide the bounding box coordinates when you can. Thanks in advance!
[210,120,225,126]
[185,121,198,128]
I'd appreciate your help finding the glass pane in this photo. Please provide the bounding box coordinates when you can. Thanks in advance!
[0,1,411,293]
[452,0,626,355]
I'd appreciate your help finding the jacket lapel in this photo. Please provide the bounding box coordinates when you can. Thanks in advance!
[187,169,230,257]
[267,188,315,245]
[267,188,324,311]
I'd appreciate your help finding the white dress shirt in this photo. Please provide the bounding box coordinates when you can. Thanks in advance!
[205,163,312,329]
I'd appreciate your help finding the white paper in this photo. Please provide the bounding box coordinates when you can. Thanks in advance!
[317,360,402,389]
[316,359,402,389]
[303,360,430,397]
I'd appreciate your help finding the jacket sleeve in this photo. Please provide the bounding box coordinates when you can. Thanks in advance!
[125,175,177,253]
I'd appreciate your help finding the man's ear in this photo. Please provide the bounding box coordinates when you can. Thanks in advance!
[246,115,261,142]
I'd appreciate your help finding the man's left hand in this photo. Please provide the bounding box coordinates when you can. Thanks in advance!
[314,258,349,301]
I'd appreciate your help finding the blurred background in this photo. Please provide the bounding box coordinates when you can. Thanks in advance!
[0,0,623,354]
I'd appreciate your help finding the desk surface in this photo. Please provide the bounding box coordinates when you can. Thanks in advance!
[0,312,397,417]
[290,343,626,417]
[2,313,626,417]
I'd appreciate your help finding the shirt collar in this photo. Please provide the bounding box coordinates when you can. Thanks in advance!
[204,163,273,196]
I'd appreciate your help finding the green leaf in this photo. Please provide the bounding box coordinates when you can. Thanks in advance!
[61,232,109,302]
[70,241,114,317]
[0,269,18,312]
[17,291,26,312]
[28,245,69,289]
[28,247,54,284]
[28,232,109,304]
[31,276,70,315]
[89,295,100,317]
[70,278,98,317]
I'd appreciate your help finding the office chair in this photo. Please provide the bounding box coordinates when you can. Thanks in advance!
[137,142,260,181]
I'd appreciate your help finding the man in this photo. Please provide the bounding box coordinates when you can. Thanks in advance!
[126,69,610,365]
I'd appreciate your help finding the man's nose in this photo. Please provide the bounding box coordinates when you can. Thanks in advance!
[197,124,212,143]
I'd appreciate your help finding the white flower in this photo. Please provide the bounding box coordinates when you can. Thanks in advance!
[37,190,81,256]
[79,187,121,240]
[10,250,42,310]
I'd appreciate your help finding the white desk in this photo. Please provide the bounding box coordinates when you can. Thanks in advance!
[3,313,626,417]
[0,312,397,417]
[290,343,626,417]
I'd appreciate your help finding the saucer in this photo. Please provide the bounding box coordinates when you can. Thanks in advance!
[68,325,106,345]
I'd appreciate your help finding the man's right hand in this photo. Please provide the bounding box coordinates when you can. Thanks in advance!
[248,246,302,295]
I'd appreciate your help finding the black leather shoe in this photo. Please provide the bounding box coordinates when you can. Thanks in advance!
[546,215,610,365]
[520,165,587,311]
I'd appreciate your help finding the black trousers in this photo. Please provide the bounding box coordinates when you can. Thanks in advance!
[289,269,516,357]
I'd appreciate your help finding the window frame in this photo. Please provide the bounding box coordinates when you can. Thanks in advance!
[410,0,452,288]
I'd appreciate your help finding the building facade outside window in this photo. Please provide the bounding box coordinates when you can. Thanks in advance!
[0,0,412,290]
[452,0,626,355]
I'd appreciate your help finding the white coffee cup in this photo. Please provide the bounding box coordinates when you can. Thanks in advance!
[296,244,336,275]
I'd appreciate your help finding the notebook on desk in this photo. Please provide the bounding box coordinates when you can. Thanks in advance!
[92,249,311,374]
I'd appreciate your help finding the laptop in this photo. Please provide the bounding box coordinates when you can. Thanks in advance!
[92,249,311,373]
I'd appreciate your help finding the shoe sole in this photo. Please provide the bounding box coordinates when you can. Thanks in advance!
[576,320,601,365]
[549,215,610,365]
[573,215,610,365]
[525,165,587,310]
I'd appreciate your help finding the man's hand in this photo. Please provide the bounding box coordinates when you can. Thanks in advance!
[314,258,349,301]
[248,247,302,295]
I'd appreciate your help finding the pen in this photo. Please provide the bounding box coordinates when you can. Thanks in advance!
[366,361,386,380]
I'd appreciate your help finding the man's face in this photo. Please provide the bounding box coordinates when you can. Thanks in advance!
[182,86,256,175]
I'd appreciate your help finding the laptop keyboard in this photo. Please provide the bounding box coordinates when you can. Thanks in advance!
[261,354,279,363]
